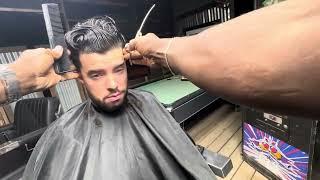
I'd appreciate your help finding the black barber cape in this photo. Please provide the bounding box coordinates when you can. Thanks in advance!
[22,90,216,180]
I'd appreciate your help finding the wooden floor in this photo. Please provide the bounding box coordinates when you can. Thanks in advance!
[186,103,268,180]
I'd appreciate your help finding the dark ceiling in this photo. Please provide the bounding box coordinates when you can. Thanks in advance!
[0,0,173,48]
[0,0,233,48]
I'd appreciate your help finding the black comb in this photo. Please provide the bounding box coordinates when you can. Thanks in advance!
[42,3,76,74]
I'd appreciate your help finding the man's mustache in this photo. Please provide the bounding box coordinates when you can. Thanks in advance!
[103,89,126,100]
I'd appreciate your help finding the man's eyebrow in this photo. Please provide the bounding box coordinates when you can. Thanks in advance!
[87,69,104,75]
[114,62,125,69]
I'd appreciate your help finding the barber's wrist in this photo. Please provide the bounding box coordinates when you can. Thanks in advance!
[8,63,38,95]
[150,38,178,74]
[161,38,179,75]
[148,38,167,64]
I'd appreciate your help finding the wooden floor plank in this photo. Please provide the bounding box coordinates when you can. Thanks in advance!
[188,105,234,142]
[207,117,242,152]
[198,112,241,147]
[187,117,213,139]
[232,161,256,180]
[190,103,269,180]
[217,143,244,180]
[188,105,231,137]
[218,128,242,157]
[251,171,268,180]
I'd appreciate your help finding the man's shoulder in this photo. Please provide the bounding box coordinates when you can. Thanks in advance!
[128,89,156,99]
[41,101,89,144]
[53,101,88,127]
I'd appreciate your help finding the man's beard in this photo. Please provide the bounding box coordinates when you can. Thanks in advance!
[88,89,127,113]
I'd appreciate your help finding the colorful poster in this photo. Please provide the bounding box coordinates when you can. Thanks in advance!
[243,123,309,180]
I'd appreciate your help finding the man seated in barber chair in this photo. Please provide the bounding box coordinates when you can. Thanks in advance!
[22,16,217,180]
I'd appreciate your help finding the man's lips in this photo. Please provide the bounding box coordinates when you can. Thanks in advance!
[104,92,122,102]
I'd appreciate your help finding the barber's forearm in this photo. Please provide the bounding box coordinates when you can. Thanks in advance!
[0,64,37,105]
[168,0,320,118]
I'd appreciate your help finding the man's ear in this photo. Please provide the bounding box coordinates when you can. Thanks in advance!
[78,73,84,84]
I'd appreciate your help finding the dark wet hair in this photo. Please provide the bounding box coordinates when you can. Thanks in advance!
[65,16,125,70]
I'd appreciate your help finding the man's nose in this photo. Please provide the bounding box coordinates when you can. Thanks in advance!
[107,75,117,90]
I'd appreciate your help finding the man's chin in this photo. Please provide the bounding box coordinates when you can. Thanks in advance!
[89,91,127,113]
[101,103,123,112]
[93,97,126,113]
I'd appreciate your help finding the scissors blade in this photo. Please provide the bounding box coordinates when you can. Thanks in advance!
[129,4,156,66]
[135,4,156,38]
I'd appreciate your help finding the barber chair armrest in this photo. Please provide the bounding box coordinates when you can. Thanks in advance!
[0,141,20,156]
[0,127,47,155]
[0,124,14,132]
[1,130,17,143]
[0,124,16,142]
[17,127,46,145]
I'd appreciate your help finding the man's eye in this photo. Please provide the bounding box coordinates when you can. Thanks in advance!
[115,68,124,73]
[90,74,102,79]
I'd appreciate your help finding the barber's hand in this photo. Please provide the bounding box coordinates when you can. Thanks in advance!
[124,33,168,67]
[10,46,79,93]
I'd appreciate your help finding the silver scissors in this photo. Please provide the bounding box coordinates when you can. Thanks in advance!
[129,4,156,65]
[135,4,156,38]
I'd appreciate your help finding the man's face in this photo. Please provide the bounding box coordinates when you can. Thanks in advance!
[79,47,128,112]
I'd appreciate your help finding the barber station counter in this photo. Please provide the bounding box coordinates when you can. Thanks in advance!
[135,76,219,123]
